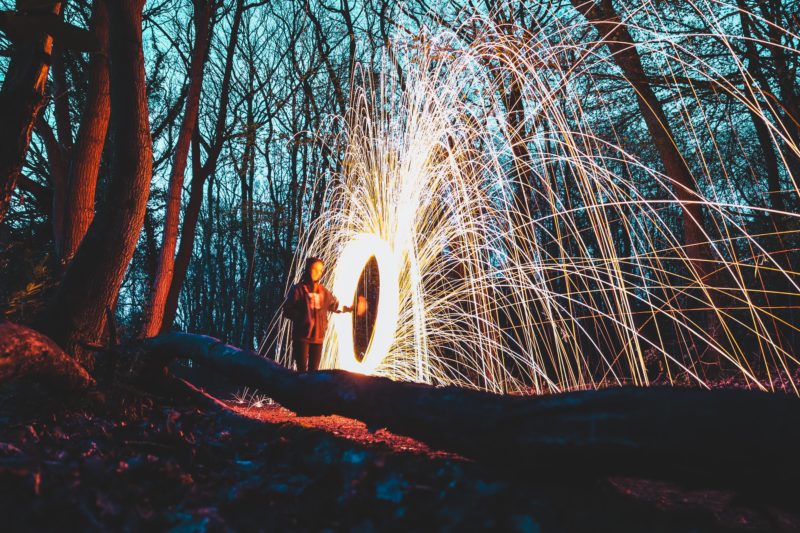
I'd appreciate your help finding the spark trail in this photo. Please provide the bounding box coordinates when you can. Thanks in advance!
[263,1,800,395]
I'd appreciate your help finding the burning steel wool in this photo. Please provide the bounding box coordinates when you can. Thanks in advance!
[264,4,800,395]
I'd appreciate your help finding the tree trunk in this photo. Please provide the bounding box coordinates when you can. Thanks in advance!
[48,36,72,244]
[0,0,63,223]
[237,101,257,349]
[38,0,152,368]
[571,0,711,277]
[140,0,213,338]
[141,332,800,487]
[162,133,205,333]
[761,3,800,184]
[58,0,111,265]
[51,42,73,155]
[303,0,347,115]
[34,117,68,241]
[497,72,542,223]
[737,2,787,219]
[571,0,730,375]
[160,0,246,333]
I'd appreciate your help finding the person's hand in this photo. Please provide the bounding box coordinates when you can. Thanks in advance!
[341,305,353,313]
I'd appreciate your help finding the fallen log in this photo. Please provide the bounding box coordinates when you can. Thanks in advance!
[143,332,800,489]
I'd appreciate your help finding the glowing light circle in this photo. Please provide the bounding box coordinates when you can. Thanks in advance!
[331,234,399,374]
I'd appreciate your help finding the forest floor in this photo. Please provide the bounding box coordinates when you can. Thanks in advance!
[1,380,799,532]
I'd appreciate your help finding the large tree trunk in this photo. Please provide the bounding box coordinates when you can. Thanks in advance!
[571,0,712,278]
[38,0,152,368]
[58,0,111,265]
[0,0,63,224]
[140,0,213,338]
[4,323,798,488]
[141,332,800,487]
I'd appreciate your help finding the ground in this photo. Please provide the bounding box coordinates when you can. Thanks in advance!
[1,382,798,532]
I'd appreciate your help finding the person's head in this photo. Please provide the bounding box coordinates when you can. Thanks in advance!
[304,257,325,283]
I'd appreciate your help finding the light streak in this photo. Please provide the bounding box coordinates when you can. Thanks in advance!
[330,234,400,374]
[263,2,800,395]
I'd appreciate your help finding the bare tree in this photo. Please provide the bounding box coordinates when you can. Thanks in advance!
[140,0,214,337]
[160,0,246,333]
[39,0,153,367]
[570,0,713,279]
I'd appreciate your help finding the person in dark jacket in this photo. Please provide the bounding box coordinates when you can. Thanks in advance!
[283,257,350,371]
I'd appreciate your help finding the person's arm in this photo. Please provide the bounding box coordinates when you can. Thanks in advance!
[328,290,339,312]
[328,289,351,313]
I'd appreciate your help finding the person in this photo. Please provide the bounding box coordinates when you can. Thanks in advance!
[282,257,351,371]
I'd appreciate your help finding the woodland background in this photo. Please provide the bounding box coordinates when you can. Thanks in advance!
[1,0,798,366]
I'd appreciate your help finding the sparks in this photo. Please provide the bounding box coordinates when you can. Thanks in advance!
[264,3,800,395]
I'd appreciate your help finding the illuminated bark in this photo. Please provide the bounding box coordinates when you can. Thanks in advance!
[162,135,206,333]
[39,0,152,368]
[0,1,62,223]
[59,0,111,264]
[140,0,213,338]
[160,0,246,333]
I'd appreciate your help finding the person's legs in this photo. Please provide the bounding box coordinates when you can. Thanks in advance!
[292,339,310,372]
[308,343,323,371]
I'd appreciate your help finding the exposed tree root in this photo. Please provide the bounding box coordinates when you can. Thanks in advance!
[141,332,800,489]
[3,324,798,490]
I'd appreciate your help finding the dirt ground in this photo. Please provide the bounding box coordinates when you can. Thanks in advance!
[1,383,798,533]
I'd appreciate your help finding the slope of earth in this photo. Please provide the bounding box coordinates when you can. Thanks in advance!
[0,386,797,532]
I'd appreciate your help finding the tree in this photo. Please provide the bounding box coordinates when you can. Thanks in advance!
[0,1,63,223]
[58,0,110,265]
[140,0,214,338]
[570,0,713,279]
[38,0,152,368]
[160,0,246,334]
